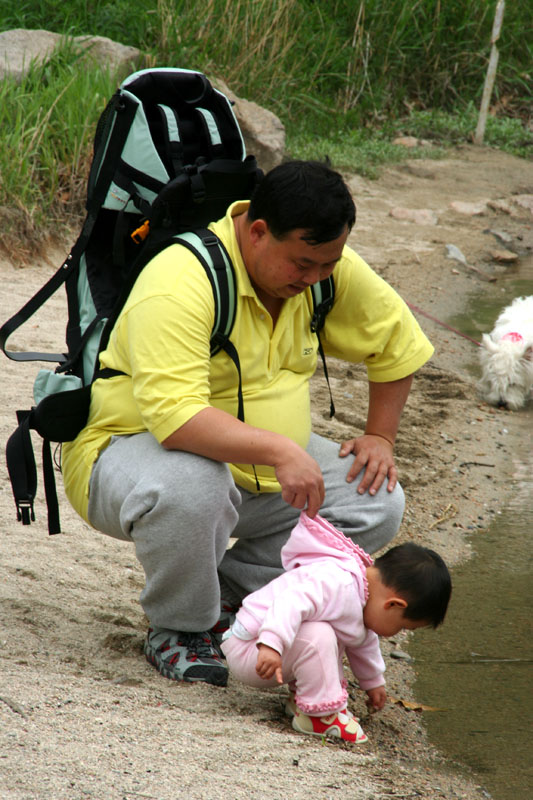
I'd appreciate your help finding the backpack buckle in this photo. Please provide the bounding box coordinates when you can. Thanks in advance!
[201,234,220,248]
[16,499,35,525]
[131,219,151,244]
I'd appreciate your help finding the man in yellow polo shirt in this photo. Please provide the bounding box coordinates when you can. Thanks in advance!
[62,160,433,687]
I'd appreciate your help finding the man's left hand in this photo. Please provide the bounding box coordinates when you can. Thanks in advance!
[339,434,397,495]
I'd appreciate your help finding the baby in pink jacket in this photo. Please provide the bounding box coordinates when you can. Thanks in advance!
[221,512,451,743]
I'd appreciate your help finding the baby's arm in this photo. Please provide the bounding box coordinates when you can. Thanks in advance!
[345,629,387,710]
[256,644,283,684]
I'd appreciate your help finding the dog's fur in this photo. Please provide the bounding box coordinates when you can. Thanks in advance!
[477,295,533,410]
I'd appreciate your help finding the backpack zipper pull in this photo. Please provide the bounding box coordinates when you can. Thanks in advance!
[131,219,150,244]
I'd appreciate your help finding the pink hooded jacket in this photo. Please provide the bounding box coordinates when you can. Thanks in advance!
[234,512,385,691]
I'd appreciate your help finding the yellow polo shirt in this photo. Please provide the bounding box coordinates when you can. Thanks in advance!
[62,201,433,522]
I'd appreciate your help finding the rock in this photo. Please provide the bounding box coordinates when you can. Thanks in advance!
[485,228,513,244]
[488,196,533,218]
[488,198,513,214]
[74,34,141,75]
[0,28,58,81]
[449,200,488,215]
[445,244,468,265]
[0,28,141,83]
[393,136,420,148]
[390,649,412,661]
[490,248,518,262]
[214,79,285,172]
[511,194,533,215]
[389,207,438,225]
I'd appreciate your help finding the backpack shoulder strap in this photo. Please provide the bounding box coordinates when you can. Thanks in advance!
[96,228,244,422]
[171,229,244,422]
[172,229,236,352]
[310,276,336,418]
[310,276,335,333]
[0,246,83,365]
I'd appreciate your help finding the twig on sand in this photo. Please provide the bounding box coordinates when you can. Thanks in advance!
[0,695,27,717]
[428,503,457,529]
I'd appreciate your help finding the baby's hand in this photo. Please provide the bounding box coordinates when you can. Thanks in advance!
[365,685,387,712]
[256,644,283,684]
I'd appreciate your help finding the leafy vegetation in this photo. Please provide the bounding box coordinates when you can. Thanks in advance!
[0,0,531,250]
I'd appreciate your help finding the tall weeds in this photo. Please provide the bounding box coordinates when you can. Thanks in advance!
[2,0,531,124]
[0,46,115,255]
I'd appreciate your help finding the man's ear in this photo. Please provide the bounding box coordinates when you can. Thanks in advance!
[384,597,408,610]
[249,218,268,245]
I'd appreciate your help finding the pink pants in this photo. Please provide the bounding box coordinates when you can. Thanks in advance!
[221,620,348,714]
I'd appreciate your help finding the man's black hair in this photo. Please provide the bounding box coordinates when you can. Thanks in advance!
[374,543,451,628]
[247,160,356,245]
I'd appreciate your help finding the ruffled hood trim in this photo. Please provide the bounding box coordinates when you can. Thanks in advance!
[281,512,373,601]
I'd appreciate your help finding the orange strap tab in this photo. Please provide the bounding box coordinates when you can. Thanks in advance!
[131,219,150,244]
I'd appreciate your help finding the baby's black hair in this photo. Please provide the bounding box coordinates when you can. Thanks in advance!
[374,543,451,628]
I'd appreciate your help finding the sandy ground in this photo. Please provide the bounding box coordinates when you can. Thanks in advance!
[1,144,532,800]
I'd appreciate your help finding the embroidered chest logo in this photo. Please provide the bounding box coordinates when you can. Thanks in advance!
[303,347,314,356]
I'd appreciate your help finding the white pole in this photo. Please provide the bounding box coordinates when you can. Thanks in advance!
[474,0,505,145]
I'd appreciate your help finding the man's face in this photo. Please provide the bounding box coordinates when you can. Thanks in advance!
[246,222,349,300]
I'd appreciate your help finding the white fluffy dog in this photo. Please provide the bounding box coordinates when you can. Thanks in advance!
[477,295,533,410]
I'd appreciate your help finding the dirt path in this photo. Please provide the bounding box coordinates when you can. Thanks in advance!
[1,145,532,800]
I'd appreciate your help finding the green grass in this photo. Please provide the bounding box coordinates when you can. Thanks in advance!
[0,45,116,255]
[387,106,532,159]
[2,0,531,123]
[287,128,445,179]
[0,0,531,252]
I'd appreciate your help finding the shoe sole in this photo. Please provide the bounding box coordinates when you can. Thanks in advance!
[144,650,228,687]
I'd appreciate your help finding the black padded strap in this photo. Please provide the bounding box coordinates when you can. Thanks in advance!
[42,440,61,534]
[5,409,62,534]
[6,412,37,527]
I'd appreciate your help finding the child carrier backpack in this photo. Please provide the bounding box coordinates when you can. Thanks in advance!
[0,67,335,535]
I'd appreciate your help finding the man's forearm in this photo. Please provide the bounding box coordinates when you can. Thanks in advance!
[364,374,414,445]
[161,405,293,467]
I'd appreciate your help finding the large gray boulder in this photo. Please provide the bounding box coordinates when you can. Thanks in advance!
[0,28,142,82]
[214,79,286,172]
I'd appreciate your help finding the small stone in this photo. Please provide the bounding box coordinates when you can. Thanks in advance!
[391,649,412,661]
[393,136,420,148]
[389,207,438,225]
[512,194,533,213]
[449,200,488,215]
[488,198,513,214]
[489,248,518,263]
[485,228,513,244]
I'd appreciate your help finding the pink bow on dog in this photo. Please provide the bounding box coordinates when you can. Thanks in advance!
[501,331,524,344]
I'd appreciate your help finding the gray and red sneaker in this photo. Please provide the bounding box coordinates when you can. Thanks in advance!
[144,627,228,686]
[210,601,238,645]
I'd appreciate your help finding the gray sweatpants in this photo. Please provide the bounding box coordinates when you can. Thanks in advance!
[87,432,404,632]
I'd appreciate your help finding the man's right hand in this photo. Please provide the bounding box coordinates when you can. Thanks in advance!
[274,444,325,518]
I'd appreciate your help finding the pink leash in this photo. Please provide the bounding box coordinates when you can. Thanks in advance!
[406,302,481,347]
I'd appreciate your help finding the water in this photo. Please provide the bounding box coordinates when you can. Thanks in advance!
[410,468,533,800]
[410,263,533,800]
